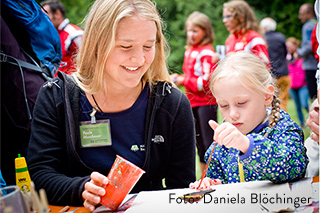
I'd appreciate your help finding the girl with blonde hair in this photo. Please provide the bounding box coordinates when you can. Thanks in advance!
[190,52,307,188]
[28,0,196,211]
[170,11,219,172]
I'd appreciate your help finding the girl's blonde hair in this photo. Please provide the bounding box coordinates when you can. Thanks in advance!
[73,0,171,94]
[210,52,281,129]
[185,11,215,47]
[223,0,260,35]
[286,37,301,47]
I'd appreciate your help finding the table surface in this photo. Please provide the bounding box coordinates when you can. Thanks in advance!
[48,205,89,213]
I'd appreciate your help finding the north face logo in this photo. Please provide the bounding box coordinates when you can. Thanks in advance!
[151,135,164,144]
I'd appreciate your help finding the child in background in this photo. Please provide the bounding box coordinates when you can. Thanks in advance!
[286,37,310,127]
[190,52,308,189]
[170,11,219,172]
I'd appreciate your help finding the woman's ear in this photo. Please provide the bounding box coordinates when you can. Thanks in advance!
[265,85,274,106]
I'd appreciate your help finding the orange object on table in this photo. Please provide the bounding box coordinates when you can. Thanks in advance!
[48,205,89,213]
[100,155,145,211]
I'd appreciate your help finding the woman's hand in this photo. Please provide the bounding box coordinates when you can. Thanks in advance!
[209,120,250,153]
[306,103,319,144]
[189,177,221,189]
[82,172,109,212]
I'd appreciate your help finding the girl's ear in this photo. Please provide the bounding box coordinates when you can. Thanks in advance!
[265,85,274,106]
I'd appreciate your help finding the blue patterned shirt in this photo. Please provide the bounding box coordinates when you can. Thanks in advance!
[205,108,308,183]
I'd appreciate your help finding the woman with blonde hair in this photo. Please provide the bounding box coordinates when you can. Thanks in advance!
[222,0,270,67]
[27,0,196,211]
[171,11,219,173]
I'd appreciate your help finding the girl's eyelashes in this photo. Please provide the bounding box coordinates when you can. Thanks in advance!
[218,101,246,108]
[237,101,247,105]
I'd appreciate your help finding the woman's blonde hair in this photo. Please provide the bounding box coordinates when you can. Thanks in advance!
[73,0,171,94]
[223,0,260,34]
[210,52,281,129]
[185,11,215,47]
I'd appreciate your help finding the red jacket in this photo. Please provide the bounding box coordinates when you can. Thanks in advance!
[311,23,319,62]
[225,30,270,68]
[182,44,217,108]
[57,18,83,76]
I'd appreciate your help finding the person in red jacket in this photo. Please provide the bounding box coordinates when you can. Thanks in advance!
[41,0,83,75]
[311,23,319,62]
[170,11,219,172]
[221,0,270,68]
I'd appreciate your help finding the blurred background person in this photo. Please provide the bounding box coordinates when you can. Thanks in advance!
[41,0,83,75]
[297,3,318,100]
[221,0,270,67]
[260,17,291,111]
[170,11,218,172]
[286,37,310,128]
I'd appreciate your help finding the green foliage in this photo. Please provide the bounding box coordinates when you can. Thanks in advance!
[155,0,315,74]
[39,0,316,74]
[38,0,94,28]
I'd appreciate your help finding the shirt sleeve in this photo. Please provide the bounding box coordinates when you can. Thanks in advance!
[27,81,89,206]
[239,117,308,183]
[297,21,316,57]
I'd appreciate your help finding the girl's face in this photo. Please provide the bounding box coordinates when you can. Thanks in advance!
[186,24,206,46]
[213,77,273,134]
[286,41,297,54]
[104,15,156,90]
[222,8,238,33]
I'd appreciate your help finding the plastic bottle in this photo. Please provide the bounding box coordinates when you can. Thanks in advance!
[15,154,31,192]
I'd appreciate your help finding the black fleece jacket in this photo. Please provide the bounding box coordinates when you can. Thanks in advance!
[27,72,196,206]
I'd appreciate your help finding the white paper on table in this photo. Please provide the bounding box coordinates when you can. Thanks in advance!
[126,180,314,213]
[93,194,137,213]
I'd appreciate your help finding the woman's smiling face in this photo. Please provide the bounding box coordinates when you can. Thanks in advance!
[104,15,157,90]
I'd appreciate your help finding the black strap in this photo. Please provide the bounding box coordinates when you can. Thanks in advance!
[0,52,33,120]
[92,94,103,113]
[0,52,52,81]
[0,52,42,72]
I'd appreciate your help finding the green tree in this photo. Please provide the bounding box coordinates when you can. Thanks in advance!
[40,0,316,73]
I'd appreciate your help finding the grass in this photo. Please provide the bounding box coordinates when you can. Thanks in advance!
[195,98,311,180]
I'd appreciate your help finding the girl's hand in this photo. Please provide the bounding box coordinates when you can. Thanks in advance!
[170,73,179,82]
[82,172,109,212]
[212,52,220,64]
[170,73,184,87]
[209,120,250,153]
[189,177,221,189]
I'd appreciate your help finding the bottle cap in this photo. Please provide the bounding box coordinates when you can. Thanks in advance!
[15,154,27,169]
